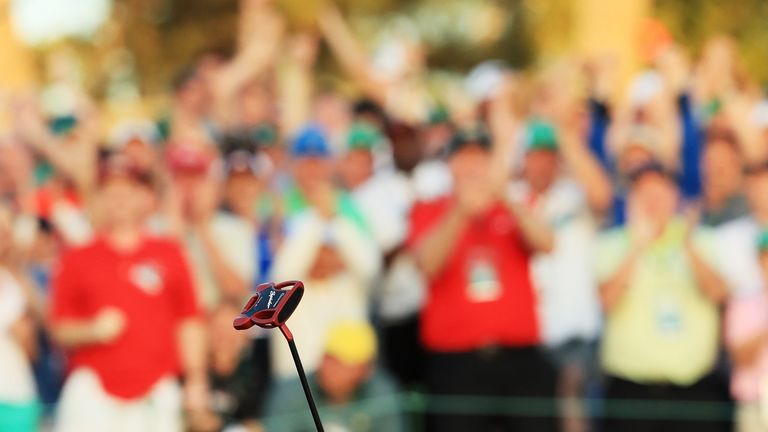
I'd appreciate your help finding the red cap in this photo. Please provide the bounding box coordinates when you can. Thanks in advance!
[165,144,213,176]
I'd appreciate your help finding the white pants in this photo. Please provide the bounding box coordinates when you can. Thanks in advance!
[55,368,182,432]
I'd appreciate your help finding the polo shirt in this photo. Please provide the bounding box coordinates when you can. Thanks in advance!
[596,218,720,385]
[51,236,200,399]
[408,198,539,352]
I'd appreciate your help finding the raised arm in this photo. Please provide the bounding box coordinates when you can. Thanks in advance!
[13,96,100,195]
[317,3,387,105]
[279,33,319,136]
[211,0,286,127]
[558,120,613,213]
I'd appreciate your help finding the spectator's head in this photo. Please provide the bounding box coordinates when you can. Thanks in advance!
[109,120,160,172]
[165,144,216,220]
[317,321,377,404]
[223,151,268,219]
[744,160,768,222]
[290,126,334,193]
[239,79,277,126]
[446,126,492,186]
[339,123,381,189]
[172,64,209,116]
[701,128,742,202]
[387,121,422,173]
[312,90,352,136]
[352,99,388,132]
[615,125,662,175]
[626,160,679,224]
[95,154,154,229]
[420,107,454,158]
[195,48,229,85]
[523,120,559,193]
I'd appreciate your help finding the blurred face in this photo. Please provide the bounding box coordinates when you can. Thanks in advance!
[224,173,262,219]
[173,173,207,219]
[239,82,275,125]
[746,171,768,222]
[630,173,679,223]
[317,355,371,404]
[389,124,422,172]
[339,150,373,190]
[176,77,209,116]
[122,140,158,172]
[420,123,453,157]
[98,177,152,228]
[448,145,492,187]
[312,93,351,135]
[701,140,742,200]
[292,157,334,193]
[524,150,559,193]
[618,146,654,176]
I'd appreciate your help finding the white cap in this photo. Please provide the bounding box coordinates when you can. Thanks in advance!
[615,124,662,157]
[465,60,507,102]
[108,119,160,149]
[627,70,663,107]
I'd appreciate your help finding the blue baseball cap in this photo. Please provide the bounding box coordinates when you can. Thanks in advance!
[290,125,331,158]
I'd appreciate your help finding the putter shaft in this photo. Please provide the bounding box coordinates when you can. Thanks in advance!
[280,325,324,432]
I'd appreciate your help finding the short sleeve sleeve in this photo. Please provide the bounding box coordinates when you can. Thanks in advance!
[50,253,85,322]
[405,200,446,251]
[166,242,201,320]
[692,228,725,277]
[594,229,629,284]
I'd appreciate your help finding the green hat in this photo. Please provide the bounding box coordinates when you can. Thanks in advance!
[525,120,558,152]
[346,122,381,151]
[48,115,78,137]
[428,106,451,125]
[252,123,278,147]
[757,229,768,252]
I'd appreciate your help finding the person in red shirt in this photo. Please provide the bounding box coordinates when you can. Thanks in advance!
[409,128,557,432]
[49,155,208,432]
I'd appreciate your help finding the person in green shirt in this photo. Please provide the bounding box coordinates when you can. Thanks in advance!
[263,321,405,432]
[596,160,730,432]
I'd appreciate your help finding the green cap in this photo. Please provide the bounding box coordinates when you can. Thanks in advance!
[428,106,450,125]
[525,119,558,152]
[48,115,78,137]
[346,122,381,151]
[757,229,768,252]
[252,123,278,147]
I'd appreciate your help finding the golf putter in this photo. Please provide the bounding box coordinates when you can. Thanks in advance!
[233,280,324,432]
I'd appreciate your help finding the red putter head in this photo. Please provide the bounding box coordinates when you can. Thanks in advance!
[233,280,305,331]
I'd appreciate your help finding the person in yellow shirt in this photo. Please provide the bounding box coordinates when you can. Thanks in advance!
[596,160,730,432]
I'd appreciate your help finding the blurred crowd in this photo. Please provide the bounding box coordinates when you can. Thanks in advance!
[2,1,768,432]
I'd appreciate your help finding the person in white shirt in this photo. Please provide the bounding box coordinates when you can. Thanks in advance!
[339,120,429,386]
[718,160,768,299]
[270,126,380,378]
[511,120,612,432]
[0,207,40,432]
